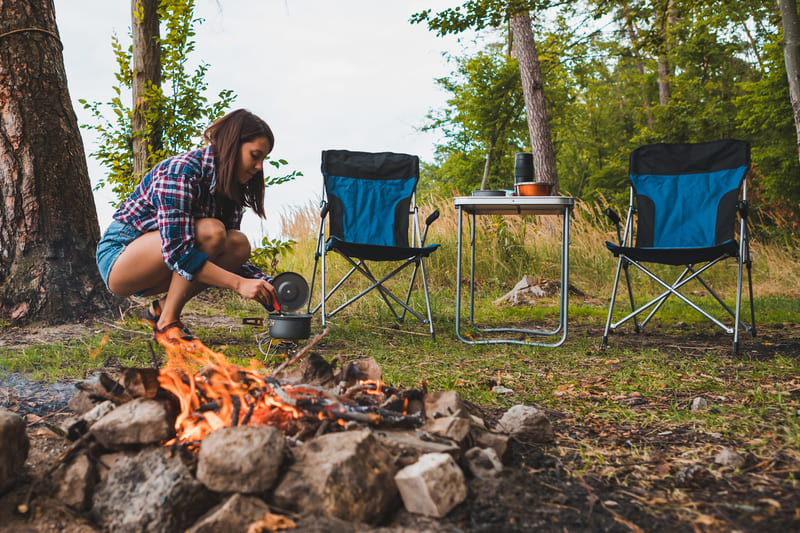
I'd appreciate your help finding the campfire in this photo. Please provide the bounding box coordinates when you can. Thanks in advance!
[157,334,423,447]
[10,333,555,532]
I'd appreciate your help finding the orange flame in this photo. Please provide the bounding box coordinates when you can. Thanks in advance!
[156,339,413,447]
[157,340,302,444]
[357,379,385,396]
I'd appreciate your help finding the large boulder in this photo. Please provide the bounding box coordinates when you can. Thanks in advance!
[272,429,398,524]
[91,447,215,533]
[196,425,285,493]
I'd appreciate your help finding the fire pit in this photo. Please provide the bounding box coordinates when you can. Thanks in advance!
[4,324,555,532]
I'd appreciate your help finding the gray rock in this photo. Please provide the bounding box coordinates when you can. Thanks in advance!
[496,404,554,443]
[691,397,709,412]
[674,464,712,487]
[424,390,466,419]
[372,429,460,465]
[395,452,467,518]
[91,447,216,533]
[474,431,509,463]
[186,493,270,533]
[715,447,745,468]
[0,409,29,493]
[90,398,172,449]
[56,453,96,510]
[424,415,471,445]
[272,429,398,524]
[196,425,285,493]
[464,446,503,479]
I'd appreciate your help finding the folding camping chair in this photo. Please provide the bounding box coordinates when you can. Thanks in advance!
[308,149,440,338]
[601,139,756,353]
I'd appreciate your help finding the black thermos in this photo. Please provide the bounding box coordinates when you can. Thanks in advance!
[514,153,533,184]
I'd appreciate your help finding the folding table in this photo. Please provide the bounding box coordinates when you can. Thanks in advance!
[454,195,575,346]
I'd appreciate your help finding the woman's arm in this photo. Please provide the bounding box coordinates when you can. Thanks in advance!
[192,260,277,307]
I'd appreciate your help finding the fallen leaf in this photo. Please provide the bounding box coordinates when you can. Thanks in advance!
[247,512,297,533]
[25,414,43,426]
[759,498,781,515]
[695,514,718,526]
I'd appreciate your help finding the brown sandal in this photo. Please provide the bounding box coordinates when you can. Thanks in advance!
[153,321,199,348]
[141,300,162,328]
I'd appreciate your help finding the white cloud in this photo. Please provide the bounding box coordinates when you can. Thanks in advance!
[54,0,474,239]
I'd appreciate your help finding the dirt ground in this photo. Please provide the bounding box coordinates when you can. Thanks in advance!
[1,321,799,532]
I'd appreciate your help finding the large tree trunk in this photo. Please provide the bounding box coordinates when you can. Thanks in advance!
[0,0,117,323]
[132,0,161,180]
[779,0,800,162]
[510,11,559,193]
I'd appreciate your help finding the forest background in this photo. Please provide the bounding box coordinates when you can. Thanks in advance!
[77,0,800,240]
[413,0,800,240]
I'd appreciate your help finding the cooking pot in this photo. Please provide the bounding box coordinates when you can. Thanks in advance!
[268,271,312,340]
[516,181,552,196]
[268,312,312,340]
[242,271,314,341]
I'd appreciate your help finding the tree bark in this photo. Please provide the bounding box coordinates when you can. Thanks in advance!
[0,0,118,323]
[132,0,161,180]
[623,2,653,126]
[656,0,679,106]
[510,11,559,193]
[480,140,494,190]
[779,0,800,162]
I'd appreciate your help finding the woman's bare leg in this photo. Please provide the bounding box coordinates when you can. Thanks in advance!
[106,231,172,297]
[157,221,251,328]
[107,218,252,330]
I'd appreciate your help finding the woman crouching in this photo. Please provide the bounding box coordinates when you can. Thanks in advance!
[96,109,279,348]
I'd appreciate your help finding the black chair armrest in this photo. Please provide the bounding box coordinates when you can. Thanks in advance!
[605,208,623,244]
[605,208,620,226]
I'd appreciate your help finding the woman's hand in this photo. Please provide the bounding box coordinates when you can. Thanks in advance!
[237,278,280,311]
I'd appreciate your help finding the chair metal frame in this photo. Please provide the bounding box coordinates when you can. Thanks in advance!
[601,141,756,353]
[308,150,439,339]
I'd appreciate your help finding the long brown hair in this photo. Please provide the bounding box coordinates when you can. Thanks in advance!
[203,109,274,218]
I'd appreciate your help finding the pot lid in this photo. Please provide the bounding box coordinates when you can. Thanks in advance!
[272,271,310,313]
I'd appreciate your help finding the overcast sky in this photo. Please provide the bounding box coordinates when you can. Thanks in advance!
[53,0,477,240]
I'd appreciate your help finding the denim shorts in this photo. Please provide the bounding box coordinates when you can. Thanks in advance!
[96,220,145,295]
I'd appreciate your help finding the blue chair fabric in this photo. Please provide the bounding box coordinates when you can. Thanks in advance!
[606,140,749,265]
[310,149,439,337]
[602,139,755,352]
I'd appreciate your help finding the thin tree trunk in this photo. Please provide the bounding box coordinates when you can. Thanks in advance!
[656,0,679,106]
[779,0,800,162]
[510,11,559,193]
[480,140,495,190]
[0,0,119,322]
[623,2,654,126]
[132,0,161,180]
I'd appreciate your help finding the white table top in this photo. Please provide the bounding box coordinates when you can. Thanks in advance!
[454,195,574,215]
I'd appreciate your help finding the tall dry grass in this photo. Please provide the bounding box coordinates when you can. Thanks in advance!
[276,193,800,302]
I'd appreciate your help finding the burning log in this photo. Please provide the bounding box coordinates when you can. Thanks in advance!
[153,332,426,447]
[72,373,132,408]
[119,367,161,399]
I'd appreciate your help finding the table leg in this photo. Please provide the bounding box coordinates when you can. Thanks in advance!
[455,205,571,347]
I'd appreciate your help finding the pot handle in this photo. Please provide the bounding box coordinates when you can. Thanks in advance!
[242,317,265,326]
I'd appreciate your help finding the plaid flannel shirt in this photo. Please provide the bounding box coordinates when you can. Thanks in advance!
[114,146,269,283]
